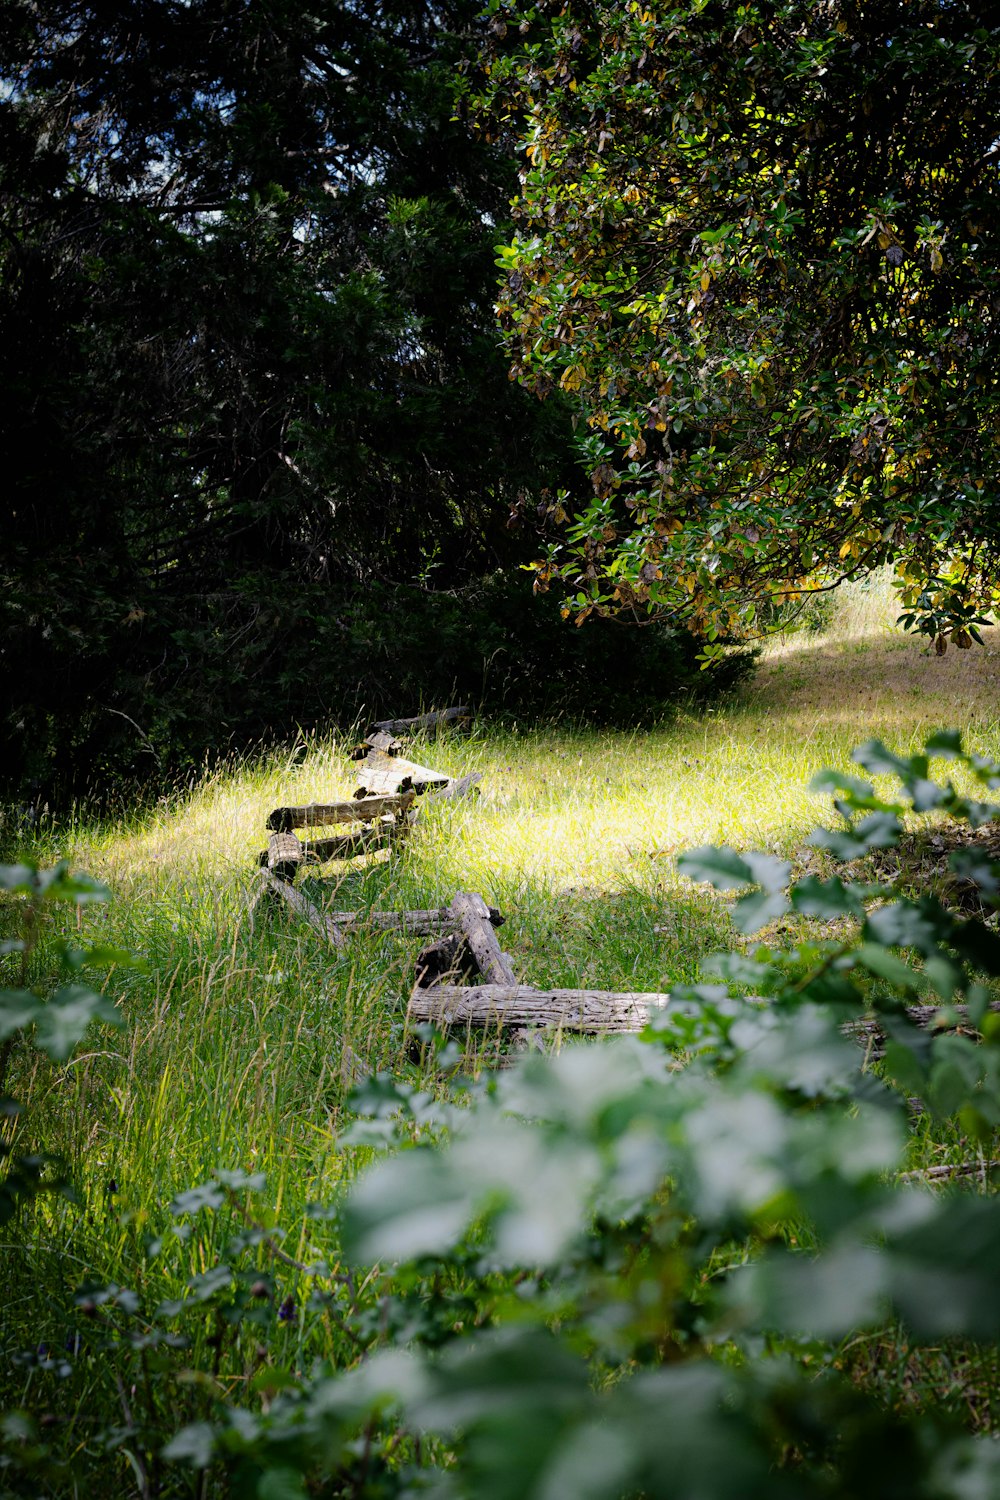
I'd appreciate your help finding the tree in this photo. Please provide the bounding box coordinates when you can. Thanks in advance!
[1,0,575,797]
[475,0,1000,650]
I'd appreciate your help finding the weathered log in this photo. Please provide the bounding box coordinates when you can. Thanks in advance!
[267,831,304,882]
[258,823,401,870]
[422,772,483,806]
[844,1002,1000,1060]
[370,706,470,735]
[303,823,399,862]
[338,1041,372,1086]
[259,870,346,948]
[331,904,502,934]
[267,791,415,832]
[899,1159,1000,1184]
[353,751,449,800]
[408,984,671,1032]
[244,879,269,926]
[510,1028,550,1055]
[450,892,517,986]
[415,931,477,989]
[349,730,404,760]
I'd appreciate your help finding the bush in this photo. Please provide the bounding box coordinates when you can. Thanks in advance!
[2,571,755,805]
[333,572,755,724]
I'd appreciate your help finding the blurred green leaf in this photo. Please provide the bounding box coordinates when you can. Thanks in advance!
[677,844,756,890]
[32,984,122,1063]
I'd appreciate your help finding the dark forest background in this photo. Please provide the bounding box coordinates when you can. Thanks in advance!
[1,0,738,805]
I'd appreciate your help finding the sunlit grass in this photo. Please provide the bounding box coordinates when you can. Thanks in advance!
[5,585,1000,1470]
[14,586,1000,1164]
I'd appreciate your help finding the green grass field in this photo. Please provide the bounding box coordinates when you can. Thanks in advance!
[5,576,1000,1486]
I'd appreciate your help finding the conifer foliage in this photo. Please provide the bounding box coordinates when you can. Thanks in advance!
[0,0,573,795]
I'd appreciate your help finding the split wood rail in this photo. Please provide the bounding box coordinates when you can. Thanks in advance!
[252,707,483,952]
[251,706,985,1068]
[251,707,674,1053]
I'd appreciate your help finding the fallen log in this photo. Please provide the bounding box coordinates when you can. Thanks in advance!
[267,791,415,832]
[338,1041,372,1086]
[258,823,402,870]
[899,1159,1000,1184]
[302,821,401,862]
[259,870,346,948]
[249,893,503,937]
[422,772,483,805]
[408,983,670,1033]
[371,706,470,735]
[450,892,516,986]
[267,831,304,882]
[333,903,502,934]
[415,931,478,988]
[844,1002,1000,1060]
[350,730,404,760]
[353,750,449,799]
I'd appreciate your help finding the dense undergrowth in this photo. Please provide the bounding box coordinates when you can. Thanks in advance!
[9,573,754,809]
[5,585,1000,1494]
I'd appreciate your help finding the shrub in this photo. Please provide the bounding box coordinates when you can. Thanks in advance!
[4,572,755,805]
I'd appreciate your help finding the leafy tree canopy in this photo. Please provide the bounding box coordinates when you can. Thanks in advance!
[475,0,1000,650]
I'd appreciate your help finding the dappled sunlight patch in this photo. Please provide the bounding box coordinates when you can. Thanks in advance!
[11,623,1000,1336]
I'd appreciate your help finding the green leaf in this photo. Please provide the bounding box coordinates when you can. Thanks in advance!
[809,811,902,860]
[34,864,111,904]
[78,942,147,973]
[171,1182,227,1216]
[0,990,44,1041]
[924,729,964,758]
[791,875,864,920]
[185,1265,233,1303]
[950,850,1000,897]
[213,1168,267,1192]
[853,943,923,991]
[32,984,122,1063]
[729,1243,889,1339]
[864,900,949,956]
[851,739,922,779]
[952,921,1000,975]
[809,768,876,802]
[162,1422,216,1468]
[888,1199,1000,1338]
[730,889,789,935]
[730,1004,859,1098]
[923,954,963,1003]
[908,778,946,812]
[883,1039,928,1096]
[967,982,992,1028]
[257,1469,309,1500]
[677,845,755,890]
[742,853,792,891]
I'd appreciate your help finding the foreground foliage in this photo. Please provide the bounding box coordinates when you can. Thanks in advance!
[6,729,1000,1494]
[476,0,1000,650]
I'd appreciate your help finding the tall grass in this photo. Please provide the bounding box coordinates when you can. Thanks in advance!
[4,586,1000,1485]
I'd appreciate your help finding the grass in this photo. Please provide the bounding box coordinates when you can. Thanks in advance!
[4,573,1000,1486]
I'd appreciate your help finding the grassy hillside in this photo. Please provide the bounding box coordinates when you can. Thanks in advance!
[10,575,1000,1212]
[4,577,1000,1488]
